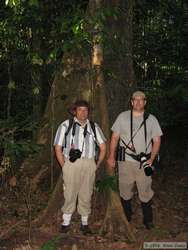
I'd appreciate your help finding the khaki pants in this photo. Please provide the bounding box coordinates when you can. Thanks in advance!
[62,158,96,216]
[118,161,154,202]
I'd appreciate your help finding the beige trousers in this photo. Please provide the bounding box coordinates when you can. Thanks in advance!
[62,158,96,216]
[118,161,154,202]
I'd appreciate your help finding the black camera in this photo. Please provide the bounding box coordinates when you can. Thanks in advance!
[69,148,82,162]
[139,153,154,176]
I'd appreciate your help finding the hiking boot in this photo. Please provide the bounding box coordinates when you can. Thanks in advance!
[141,200,154,230]
[60,225,70,233]
[80,225,92,235]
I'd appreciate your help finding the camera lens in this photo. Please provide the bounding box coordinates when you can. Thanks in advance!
[140,153,154,176]
[144,166,153,176]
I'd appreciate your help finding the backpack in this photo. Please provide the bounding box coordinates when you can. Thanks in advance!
[64,118,99,161]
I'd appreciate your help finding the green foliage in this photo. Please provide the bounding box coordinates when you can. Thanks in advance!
[31,53,44,66]
[133,0,188,128]
[40,236,61,250]
[28,0,39,8]
[5,0,20,7]
[0,116,42,166]
[8,80,16,89]
[4,140,42,158]
[96,175,118,192]
[32,86,40,95]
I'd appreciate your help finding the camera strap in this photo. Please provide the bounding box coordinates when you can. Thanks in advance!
[120,111,149,156]
[82,124,88,152]
[130,110,148,153]
[64,119,97,148]
[70,123,88,153]
[64,118,74,148]
[70,121,77,146]
[90,121,98,144]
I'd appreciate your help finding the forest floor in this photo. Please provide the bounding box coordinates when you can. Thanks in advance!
[0,159,187,250]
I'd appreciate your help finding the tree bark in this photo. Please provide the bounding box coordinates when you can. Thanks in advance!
[89,0,136,241]
[104,0,135,119]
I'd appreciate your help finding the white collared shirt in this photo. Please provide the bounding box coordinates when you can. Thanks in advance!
[54,117,106,158]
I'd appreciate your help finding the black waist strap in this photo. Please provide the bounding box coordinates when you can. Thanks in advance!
[125,151,151,162]
[116,146,151,162]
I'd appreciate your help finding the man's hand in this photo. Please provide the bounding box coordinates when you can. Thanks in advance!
[147,158,153,166]
[96,143,106,169]
[54,145,65,168]
[107,132,119,168]
[60,159,65,168]
[147,136,161,166]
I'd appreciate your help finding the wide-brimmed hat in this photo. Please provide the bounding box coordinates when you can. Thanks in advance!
[68,100,90,115]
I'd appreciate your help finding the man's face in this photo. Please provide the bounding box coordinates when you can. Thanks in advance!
[75,106,89,122]
[131,96,146,112]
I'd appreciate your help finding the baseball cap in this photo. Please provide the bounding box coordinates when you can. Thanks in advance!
[132,91,146,99]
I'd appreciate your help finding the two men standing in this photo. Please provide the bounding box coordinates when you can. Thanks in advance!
[54,91,162,233]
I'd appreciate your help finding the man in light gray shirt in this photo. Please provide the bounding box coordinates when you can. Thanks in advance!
[107,91,163,230]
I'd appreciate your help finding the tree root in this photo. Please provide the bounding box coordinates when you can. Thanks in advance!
[100,190,136,242]
[32,176,63,227]
[30,165,49,191]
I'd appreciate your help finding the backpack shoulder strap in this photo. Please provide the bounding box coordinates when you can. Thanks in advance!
[143,112,149,152]
[89,121,100,162]
[89,120,97,141]
[129,111,150,153]
[64,118,74,147]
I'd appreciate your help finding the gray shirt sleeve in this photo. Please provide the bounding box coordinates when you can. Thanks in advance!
[111,113,124,134]
[149,115,163,138]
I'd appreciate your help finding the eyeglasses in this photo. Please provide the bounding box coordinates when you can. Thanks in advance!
[132,97,146,101]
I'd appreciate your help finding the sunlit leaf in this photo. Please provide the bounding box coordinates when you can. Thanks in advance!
[8,80,16,89]
[5,0,20,7]
[32,54,43,65]
[5,0,9,6]
[32,87,40,95]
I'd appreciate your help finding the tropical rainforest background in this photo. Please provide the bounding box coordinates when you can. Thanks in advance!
[0,0,187,249]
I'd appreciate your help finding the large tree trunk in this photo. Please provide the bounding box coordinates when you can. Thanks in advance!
[89,0,136,241]
[104,0,135,118]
